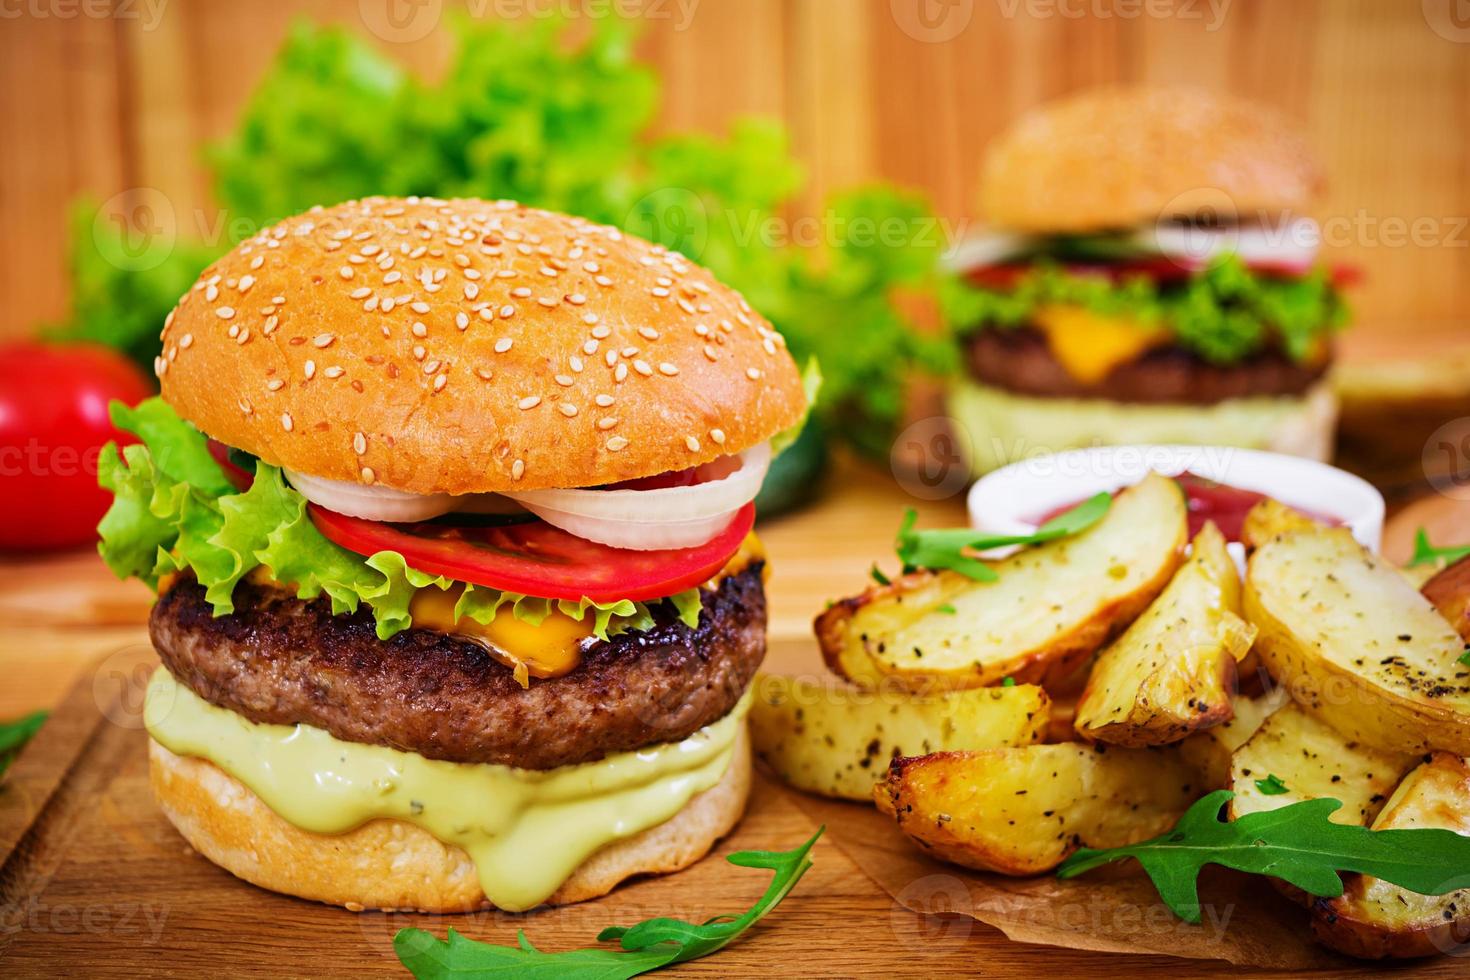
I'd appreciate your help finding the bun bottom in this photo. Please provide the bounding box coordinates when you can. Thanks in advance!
[148,727,751,913]
[950,381,1338,475]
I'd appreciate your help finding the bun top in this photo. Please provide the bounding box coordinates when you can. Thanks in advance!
[980,86,1323,233]
[157,197,807,494]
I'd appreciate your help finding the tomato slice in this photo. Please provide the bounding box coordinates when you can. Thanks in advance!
[207,438,255,492]
[308,503,755,603]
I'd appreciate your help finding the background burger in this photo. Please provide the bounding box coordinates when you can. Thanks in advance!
[98,196,810,913]
[943,85,1353,474]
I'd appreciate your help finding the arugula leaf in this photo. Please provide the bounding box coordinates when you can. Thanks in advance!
[936,603,957,615]
[0,710,47,777]
[869,563,891,587]
[1459,648,1470,668]
[894,492,1111,581]
[1000,676,1016,687]
[394,829,823,979]
[1056,790,1470,924]
[1254,774,1289,796]
[1409,528,1470,568]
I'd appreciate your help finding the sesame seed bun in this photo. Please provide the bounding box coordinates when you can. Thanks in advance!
[148,726,751,913]
[980,86,1324,233]
[156,197,806,494]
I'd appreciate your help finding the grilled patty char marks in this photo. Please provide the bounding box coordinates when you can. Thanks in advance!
[150,565,766,771]
[965,327,1328,405]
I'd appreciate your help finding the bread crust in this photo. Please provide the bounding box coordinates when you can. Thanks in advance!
[157,197,805,494]
[980,86,1323,232]
[148,727,751,912]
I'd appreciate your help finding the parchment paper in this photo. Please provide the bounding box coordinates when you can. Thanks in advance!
[784,790,1351,969]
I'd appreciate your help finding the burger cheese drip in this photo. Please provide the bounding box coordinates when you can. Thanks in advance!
[1031,305,1170,385]
[145,667,750,912]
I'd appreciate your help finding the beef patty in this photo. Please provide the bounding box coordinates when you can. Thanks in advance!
[150,564,766,771]
[964,328,1329,405]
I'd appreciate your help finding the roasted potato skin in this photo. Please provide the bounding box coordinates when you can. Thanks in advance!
[1310,752,1470,959]
[1244,527,1470,756]
[1074,523,1256,746]
[1239,498,1321,553]
[1422,555,1470,643]
[817,473,1187,693]
[748,673,1049,801]
[874,744,1199,875]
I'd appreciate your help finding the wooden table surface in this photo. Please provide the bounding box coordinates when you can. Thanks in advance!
[1,453,1468,977]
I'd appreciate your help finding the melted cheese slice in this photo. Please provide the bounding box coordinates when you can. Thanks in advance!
[1032,304,1171,385]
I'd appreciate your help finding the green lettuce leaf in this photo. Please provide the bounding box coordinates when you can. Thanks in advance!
[944,253,1347,365]
[98,398,706,641]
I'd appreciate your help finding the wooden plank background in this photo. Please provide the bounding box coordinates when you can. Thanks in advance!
[3,0,1469,344]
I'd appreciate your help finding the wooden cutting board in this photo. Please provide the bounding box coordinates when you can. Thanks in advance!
[3,464,1468,977]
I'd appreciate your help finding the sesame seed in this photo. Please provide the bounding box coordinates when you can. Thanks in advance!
[314,333,336,348]
[499,305,516,319]
[595,394,614,407]
[703,345,718,361]
[597,416,618,430]
[555,374,574,387]
[423,359,440,374]
[746,367,762,380]
[651,287,670,298]
[205,284,219,302]
[539,266,557,277]
[583,340,599,356]
[350,287,371,299]
[605,350,618,367]
[236,327,251,345]
[476,367,494,381]
[304,360,316,380]
[267,378,285,391]
[250,255,265,270]
[638,326,659,341]
[511,286,531,298]
[569,356,584,372]
[464,283,479,300]
[354,432,367,455]
[361,466,375,484]
[380,297,395,313]
[536,296,557,308]
[153,356,167,377]
[594,275,613,287]
[238,275,255,293]
[633,360,653,377]
[455,312,469,330]
[518,395,541,410]
[582,313,599,325]
[494,337,513,353]
[325,365,344,379]
[433,373,448,392]
[412,321,428,337]
[558,403,578,417]
[384,271,402,285]
[685,436,700,452]
[264,315,280,335]
[591,325,611,339]
[512,459,525,480]
[763,338,777,355]
[216,306,235,320]
[677,298,696,315]
[281,412,294,432]
[658,362,678,376]
[179,333,194,349]
[272,296,285,305]
[606,436,629,452]
[411,302,430,314]
[413,345,426,361]
[710,428,726,445]
[614,363,628,382]
[567,293,586,305]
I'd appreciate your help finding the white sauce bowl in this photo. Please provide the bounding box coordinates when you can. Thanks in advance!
[967,444,1384,572]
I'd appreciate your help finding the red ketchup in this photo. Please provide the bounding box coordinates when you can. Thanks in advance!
[1033,472,1339,543]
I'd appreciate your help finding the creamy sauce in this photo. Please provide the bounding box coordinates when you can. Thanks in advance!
[145,668,749,911]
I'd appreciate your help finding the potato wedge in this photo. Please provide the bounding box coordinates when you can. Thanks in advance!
[1422,554,1470,643]
[817,472,1187,692]
[1228,702,1416,825]
[1312,752,1470,959]
[1177,685,1289,788]
[1075,523,1257,745]
[874,744,1199,875]
[1244,526,1470,755]
[1239,497,1322,552]
[748,674,1049,801]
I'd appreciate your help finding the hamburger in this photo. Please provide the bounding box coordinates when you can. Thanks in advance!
[97,196,809,913]
[944,86,1352,474]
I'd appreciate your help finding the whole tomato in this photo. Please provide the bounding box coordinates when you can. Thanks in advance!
[0,342,152,551]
